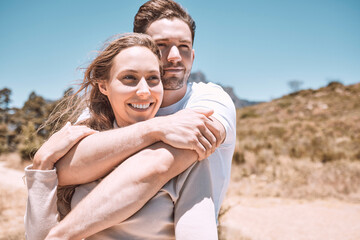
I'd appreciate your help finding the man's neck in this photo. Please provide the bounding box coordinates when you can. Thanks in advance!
[160,85,188,108]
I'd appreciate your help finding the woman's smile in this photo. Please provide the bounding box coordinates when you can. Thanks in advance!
[128,102,154,110]
[98,46,163,127]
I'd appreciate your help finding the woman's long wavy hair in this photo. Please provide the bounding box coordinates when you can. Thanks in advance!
[46,33,162,219]
[46,33,162,133]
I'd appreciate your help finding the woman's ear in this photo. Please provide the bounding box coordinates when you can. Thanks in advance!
[98,81,108,96]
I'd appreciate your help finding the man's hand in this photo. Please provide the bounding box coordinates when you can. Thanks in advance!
[152,108,223,160]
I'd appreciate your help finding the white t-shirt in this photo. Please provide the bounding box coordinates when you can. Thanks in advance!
[156,82,236,217]
[77,81,236,215]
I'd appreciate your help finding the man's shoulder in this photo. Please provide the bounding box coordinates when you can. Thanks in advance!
[188,81,224,93]
[187,82,234,106]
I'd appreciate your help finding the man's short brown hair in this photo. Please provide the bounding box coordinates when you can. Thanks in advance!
[134,0,196,43]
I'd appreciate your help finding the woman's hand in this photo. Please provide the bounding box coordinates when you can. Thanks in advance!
[32,122,98,170]
[152,109,224,160]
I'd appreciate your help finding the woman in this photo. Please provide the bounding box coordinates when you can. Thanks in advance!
[24,33,217,239]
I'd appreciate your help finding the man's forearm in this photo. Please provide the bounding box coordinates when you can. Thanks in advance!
[47,142,198,240]
[56,119,161,186]
[57,110,225,186]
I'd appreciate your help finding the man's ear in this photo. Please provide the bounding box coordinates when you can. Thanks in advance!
[191,49,195,63]
[98,81,108,96]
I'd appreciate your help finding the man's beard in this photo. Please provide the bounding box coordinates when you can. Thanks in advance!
[162,76,185,90]
[162,63,190,90]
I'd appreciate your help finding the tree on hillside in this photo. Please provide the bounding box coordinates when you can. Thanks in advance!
[0,88,11,108]
[14,91,58,159]
[0,88,76,159]
[288,80,303,93]
[0,88,11,123]
[18,121,44,159]
[0,88,12,153]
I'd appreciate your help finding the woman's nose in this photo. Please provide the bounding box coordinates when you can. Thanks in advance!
[136,78,151,97]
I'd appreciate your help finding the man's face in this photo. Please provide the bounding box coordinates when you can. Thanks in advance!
[146,18,195,91]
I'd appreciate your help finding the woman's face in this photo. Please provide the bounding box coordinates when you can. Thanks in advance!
[99,46,163,127]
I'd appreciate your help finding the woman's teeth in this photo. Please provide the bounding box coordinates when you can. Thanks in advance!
[130,103,150,109]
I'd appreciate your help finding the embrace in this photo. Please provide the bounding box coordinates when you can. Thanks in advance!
[24,0,236,239]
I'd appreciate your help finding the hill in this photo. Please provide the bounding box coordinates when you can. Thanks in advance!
[188,71,260,108]
[230,81,360,200]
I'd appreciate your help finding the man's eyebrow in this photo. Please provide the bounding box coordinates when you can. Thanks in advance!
[154,38,169,42]
[155,38,192,44]
[179,39,192,44]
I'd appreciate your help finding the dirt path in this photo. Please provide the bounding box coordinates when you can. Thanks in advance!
[1,162,360,240]
[0,161,27,239]
[0,161,25,189]
[220,197,360,240]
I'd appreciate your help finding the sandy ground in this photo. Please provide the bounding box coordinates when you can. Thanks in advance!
[1,162,360,240]
[220,196,360,240]
[0,161,25,189]
[0,161,27,239]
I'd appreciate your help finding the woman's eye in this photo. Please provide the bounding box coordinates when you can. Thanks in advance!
[124,75,136,80]
[148,75,159,80]
[147,75,161,85]
[157,43,166,48]
[120,75,138,86]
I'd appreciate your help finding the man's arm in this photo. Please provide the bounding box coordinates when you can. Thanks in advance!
[57,109,221,186]
[46,142,199,240]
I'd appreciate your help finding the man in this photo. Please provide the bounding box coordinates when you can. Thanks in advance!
[47,0,236,238]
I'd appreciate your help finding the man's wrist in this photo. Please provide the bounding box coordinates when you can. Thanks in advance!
[140,117,163,143]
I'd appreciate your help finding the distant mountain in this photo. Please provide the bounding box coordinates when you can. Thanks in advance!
[188,71,260,108]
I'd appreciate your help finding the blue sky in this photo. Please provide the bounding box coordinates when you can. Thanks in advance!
[1,0,359,107]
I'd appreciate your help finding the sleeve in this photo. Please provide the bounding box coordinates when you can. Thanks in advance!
[187,83,237,147]
[174,159,218,240]
[24,164,59,240]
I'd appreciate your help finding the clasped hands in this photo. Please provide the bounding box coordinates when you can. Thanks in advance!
[151,108,224,160]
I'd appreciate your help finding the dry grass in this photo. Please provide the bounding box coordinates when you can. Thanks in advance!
[0,186,26,239]
[231,82,360,201]
[219,82,360,239]
[229,157,360,201]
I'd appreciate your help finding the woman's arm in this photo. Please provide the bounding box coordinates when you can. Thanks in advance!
[24,166,59,240]
[24,123,96,240]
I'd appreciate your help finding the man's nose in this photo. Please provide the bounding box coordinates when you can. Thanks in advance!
[136,78,151,97]
[167,45,182,63]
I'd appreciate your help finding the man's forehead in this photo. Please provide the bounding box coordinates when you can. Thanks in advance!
[146,18,192,43]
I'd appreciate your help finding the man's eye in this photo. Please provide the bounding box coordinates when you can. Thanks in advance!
[179,44,190,49]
